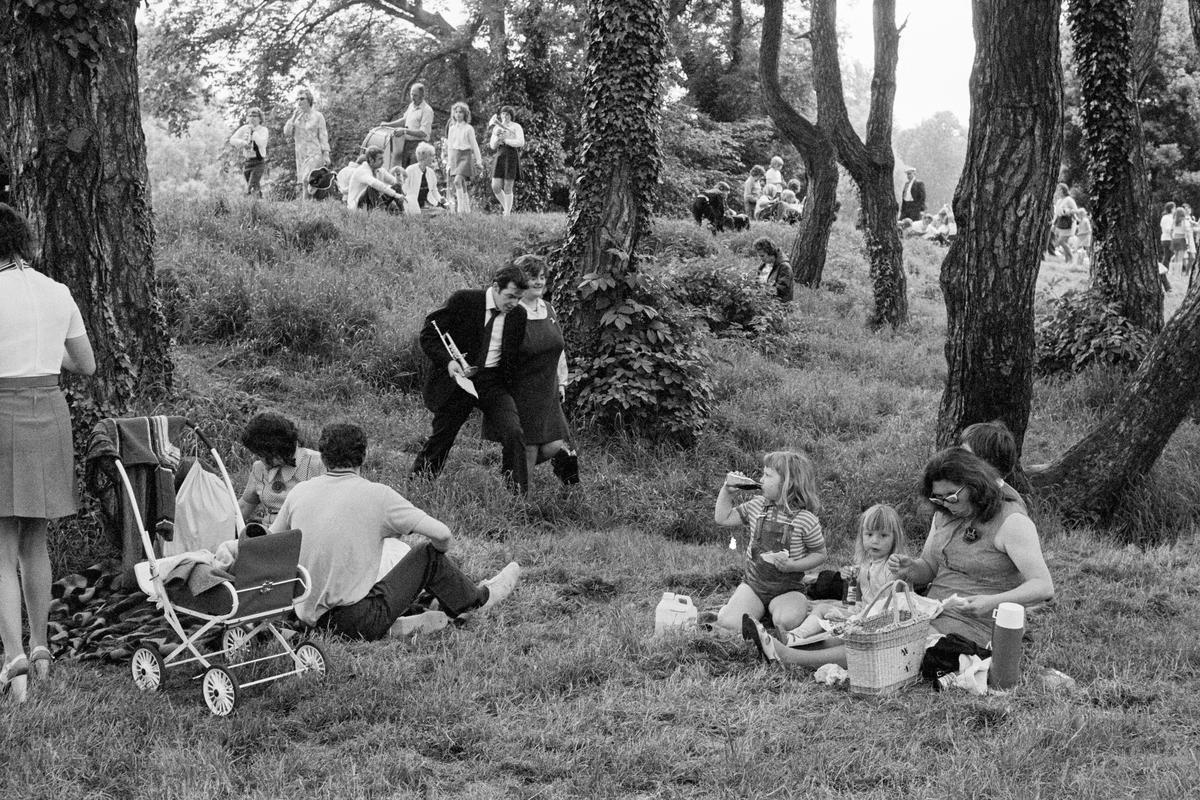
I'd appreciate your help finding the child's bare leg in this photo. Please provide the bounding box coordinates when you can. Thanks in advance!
[716,583,764,631]
[767,591,809,633]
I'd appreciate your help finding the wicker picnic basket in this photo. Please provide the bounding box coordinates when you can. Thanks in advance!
[841,580,932,696]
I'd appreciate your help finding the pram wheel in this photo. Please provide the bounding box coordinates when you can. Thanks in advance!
[294,641,328,678]
[221,627,254,664]
[202,666,239,716]
[131,644,166,692]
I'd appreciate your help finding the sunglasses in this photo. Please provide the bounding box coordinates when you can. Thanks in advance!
[929,486,965,506]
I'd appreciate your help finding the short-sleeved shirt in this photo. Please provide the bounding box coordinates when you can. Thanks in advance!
[0,265,85,377]
[402,101,434,143]
[271,472,430,624]
[735,496,824,599]
[241,446,325,525]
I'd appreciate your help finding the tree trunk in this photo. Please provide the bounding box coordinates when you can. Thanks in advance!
[1069,0,1162,334]
[726,0,744,72]
[0,0,171,424]
[1132,0,1165,94]
[935,0,1062,451]
[1029,283,1200,520]
[811,0,908,327]
[760,0,838,288]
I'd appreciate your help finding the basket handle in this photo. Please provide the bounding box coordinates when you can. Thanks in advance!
[856,579,918,624]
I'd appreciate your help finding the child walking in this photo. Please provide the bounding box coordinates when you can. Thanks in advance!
[783,504,907,644]
[714,451,827,635]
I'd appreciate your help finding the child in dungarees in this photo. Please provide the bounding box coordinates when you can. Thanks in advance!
[784,503,907,644]
[713,451,827,635]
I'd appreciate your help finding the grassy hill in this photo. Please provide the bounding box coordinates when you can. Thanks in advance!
[9,197,1200,799]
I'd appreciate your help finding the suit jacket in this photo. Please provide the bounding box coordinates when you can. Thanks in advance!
[420,289,527,411]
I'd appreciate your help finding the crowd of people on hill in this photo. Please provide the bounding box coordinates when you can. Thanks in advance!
[228,84,527,216]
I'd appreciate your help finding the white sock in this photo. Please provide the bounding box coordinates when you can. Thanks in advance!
[502,191,513,215]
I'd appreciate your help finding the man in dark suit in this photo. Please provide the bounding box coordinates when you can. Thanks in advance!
[898,167,926,222]
[412,265,530,493]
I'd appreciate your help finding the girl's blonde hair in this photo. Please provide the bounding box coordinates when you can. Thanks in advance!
[854,504,906,564]
[763,451,821,516]
[451,101,472,124]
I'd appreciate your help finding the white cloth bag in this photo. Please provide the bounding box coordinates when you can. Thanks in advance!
[165,461,239,556]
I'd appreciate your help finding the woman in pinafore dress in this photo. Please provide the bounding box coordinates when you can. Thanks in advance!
[0,204,96,702]
[485,258,579,485]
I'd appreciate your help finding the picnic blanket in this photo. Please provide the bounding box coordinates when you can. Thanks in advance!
[46,562,228,662]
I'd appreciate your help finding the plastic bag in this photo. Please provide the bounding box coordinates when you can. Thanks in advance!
[166,461,239,556]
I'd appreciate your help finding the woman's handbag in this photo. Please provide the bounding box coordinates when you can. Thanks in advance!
[839,580,933,696]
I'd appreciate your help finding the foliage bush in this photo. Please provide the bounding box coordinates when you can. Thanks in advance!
[662,261,787,340]
[1035,289,1152,375]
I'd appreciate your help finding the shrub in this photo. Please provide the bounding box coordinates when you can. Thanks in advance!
[662,261,787,340]
[1035,289,1153,375]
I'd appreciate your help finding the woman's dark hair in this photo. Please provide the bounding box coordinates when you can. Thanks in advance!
[753,237,781,260]
[499,104,516,119]
[318,423,368,468]
[513,253,547,281]
[0,203,35,261]
[240,412,299,466]
[960,419,1030,492]
[921,447,1004,522]
[749,165,765,177]
[493,263,529,291]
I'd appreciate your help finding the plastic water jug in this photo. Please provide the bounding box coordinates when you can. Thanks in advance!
[988,602,1025,690]
[654,592,698,635]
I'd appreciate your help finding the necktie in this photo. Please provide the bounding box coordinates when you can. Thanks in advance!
[476,308,501,366]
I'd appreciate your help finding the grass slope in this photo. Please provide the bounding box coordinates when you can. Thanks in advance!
[7,198,1200,799]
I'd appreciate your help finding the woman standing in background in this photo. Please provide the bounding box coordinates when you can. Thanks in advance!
[282,89,330,200]
[229,107,269,198]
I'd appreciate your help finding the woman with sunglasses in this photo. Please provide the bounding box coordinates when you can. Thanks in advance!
[889,447,1053,647]
[742,447,1053,666]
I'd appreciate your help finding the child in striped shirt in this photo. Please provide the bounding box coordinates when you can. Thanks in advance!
[714,451,827,634]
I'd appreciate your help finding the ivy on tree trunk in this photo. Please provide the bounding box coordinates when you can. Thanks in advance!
[811,0,908,328]
[936,0,1063,451]
[0,0,172,428]
[1068,0,1162,335]
[759,0,838,288]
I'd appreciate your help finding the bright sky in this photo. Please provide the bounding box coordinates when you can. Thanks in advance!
[842,0,974,128]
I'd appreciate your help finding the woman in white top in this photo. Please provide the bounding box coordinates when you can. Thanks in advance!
[0,204,96,702]
[1050,183,1079,263]
[282,88,330,200]
[346,146,404,211]
[238,412,324,526]
[228,107,269,198]
[488,105,526,216]
[401,142,445,215]
[445,101,484,214]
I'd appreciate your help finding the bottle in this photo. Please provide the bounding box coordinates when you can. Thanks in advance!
[725,471,762,491]
[842,565,860,607]
[988,602,1025,689]
[654,592,698,635]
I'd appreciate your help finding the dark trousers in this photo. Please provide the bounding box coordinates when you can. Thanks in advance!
[243,159,265,198]
[1161,240,1174,267]
[399,139,419,169]
[412,368,529,492]
[315,541,485,641]
[899,201,921,222]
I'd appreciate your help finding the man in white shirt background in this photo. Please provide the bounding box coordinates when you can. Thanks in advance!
[381,83,434,169]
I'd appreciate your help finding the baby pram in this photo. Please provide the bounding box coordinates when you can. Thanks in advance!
[97,417,328,715]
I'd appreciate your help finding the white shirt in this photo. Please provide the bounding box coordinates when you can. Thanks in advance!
[401,163,443,215]
[483,289,508,369]
[1161,213,1175,241]
[0,263,85,377]
[346,162,400,210]
[764,167,783,189]
[489,121,526,150]
[903,179,914,201]
[229,124,268,160]
[402,102,434,143]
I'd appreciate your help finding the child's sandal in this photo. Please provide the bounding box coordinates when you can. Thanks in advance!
[30,646,52,679]
[1,655,30,703]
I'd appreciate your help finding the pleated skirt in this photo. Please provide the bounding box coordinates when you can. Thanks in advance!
[0,386,78,518]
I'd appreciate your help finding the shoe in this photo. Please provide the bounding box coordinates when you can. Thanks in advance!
[741,614,778,663]
[29,646,51,679]
[480,562,521,611]
[388,610,450,638]
[1,655,29,703]
[551,448,580,485]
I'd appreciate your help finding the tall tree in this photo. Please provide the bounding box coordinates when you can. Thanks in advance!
[1068,0,1162,334]
[936,0,1063,450]
[554,0,712,441]
[811,0,907,327]
[760,0,838,288]
[0,0,171,420]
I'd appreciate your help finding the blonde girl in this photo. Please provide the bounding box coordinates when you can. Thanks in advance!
[714,451,827,635]
[445,101,483,214]
[785,504,906,642]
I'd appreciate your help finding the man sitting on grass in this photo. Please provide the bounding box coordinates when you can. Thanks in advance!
[270,422,520,640]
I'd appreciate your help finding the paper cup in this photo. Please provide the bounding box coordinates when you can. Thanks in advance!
[993,601,1025,630]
